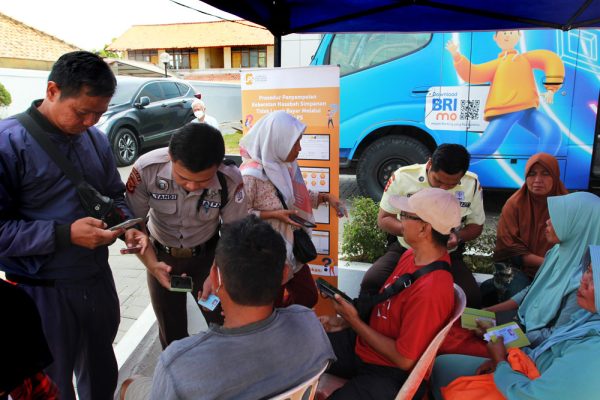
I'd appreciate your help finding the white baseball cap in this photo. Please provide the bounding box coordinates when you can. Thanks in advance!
[388,188,461,235]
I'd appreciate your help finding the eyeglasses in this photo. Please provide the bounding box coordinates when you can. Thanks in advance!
[399,211,422,221]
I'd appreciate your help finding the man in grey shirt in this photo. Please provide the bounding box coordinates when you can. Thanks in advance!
[122,215,335,400]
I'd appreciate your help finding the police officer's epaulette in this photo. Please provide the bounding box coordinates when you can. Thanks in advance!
[135,148,170,169]
[397,163,424,173]
[463,171,481,196]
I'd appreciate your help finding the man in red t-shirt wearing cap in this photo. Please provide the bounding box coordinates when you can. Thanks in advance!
[319,188,461,399]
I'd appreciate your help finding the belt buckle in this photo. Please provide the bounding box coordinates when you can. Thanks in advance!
[170,247,193,258]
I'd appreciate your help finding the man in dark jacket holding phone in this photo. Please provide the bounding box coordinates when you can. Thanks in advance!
[0,51,147,400]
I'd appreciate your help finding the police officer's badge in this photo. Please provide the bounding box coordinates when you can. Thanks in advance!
[157,179,169,191]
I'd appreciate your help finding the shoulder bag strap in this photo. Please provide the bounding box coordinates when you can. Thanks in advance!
[368,261,451,305]
[15,112,84,186]
[274,187,288,210]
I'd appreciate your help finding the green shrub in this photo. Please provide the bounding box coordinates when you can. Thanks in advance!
[463,215,498,274]
[0,83,11,107]
[341,196,387,262]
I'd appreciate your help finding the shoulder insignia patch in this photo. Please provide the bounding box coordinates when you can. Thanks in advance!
[126,168,142,193]
[234,183,245,203]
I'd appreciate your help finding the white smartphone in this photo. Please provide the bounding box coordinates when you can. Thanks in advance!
[108,218,144,231]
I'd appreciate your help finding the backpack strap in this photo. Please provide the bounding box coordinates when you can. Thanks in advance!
[368,261,451,305]
[15,112,85,185]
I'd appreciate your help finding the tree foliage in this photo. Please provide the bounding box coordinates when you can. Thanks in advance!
[0,82,12,107]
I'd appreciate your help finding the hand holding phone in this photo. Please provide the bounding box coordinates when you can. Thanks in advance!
[316,278,353,303]
[289,214,317,228]
[170,275,193,293]
[108,217,144,231]
[120,245,142,254]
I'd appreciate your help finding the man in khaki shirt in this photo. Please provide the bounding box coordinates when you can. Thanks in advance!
[126,123,247,348]
[361,143,485,308]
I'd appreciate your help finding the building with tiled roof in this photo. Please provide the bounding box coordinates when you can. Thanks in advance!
[109,20,275,70]
[0,12,80,70]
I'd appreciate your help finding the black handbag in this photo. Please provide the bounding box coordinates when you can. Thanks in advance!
[274,188,317,264]
[15,112,126,228]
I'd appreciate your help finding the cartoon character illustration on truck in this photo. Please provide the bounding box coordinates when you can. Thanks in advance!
[446,30,565,157]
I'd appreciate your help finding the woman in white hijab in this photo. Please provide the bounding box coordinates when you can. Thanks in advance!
[240,111,347,307]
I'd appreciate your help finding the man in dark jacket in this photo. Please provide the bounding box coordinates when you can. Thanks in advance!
[0,51,147,400]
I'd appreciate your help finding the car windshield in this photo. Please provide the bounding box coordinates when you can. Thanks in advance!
[109,80,143,106]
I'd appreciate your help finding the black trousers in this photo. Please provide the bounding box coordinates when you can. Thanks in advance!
[149,238,223,349]
[326,329,425,400]
[360,241,482,308]
[20,271,120,400]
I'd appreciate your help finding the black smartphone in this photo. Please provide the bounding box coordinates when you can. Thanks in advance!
[108,217,144,231]
[316,278,353,303]
[290,214,317,228]
[170,275,193,293]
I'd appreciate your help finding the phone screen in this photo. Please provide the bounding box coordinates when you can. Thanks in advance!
[170,275,193,292]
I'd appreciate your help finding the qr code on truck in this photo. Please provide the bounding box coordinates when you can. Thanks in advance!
[460,100,480,120]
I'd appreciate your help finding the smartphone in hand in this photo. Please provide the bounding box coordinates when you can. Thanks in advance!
[108,218,144,231]
[170,275,193,293]
[289,214,317,228]
[316,278,353,303]
[120,246,142,254]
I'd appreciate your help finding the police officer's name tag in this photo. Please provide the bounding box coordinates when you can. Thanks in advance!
[151,193,177,200]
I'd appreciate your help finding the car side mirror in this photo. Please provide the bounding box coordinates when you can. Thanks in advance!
[134,96,151,108]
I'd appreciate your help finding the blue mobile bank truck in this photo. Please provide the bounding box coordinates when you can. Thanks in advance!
[311,30,600,199]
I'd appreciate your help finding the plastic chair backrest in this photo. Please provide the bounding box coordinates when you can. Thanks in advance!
[271,363,329,400]
[395,284,467,400]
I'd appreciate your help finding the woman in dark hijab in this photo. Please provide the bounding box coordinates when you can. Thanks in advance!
[485,153,568,304]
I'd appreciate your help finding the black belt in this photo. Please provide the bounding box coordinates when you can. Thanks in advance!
[152,233,219,259]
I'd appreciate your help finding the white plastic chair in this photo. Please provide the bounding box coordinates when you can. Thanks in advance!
[271,363,329,400]
[395,284,467,399]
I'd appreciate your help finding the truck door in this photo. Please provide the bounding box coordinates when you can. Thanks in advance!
[560,29,600,189]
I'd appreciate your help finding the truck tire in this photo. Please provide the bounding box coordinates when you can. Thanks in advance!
[356,136,431,201]
[112,127,139,167]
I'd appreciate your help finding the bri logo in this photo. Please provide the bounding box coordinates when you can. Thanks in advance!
[432,98,458,121]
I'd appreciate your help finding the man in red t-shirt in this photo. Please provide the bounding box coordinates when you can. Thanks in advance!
[320,188,461,399]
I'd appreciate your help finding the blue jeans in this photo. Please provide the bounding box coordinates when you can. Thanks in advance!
[468,108,561,156]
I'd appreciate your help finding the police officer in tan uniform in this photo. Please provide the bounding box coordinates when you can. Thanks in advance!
[361,143,485,308]
[126,123,247,348]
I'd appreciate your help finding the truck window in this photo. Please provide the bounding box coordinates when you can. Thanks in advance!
[329,33,432,76]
